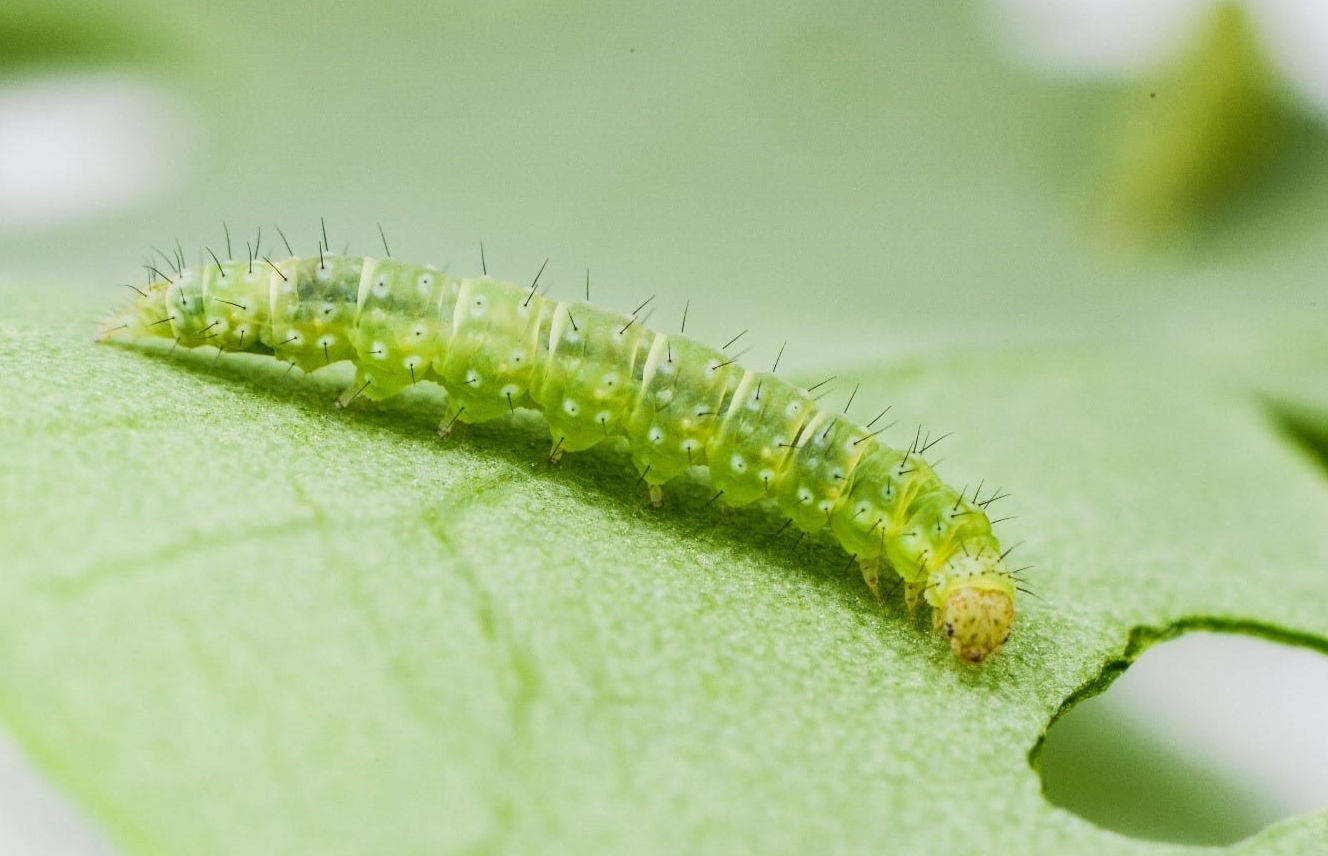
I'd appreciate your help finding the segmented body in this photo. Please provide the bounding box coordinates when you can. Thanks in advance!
[101,251,1017,662]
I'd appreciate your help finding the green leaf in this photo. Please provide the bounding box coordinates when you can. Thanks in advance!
[3,284,1327,856]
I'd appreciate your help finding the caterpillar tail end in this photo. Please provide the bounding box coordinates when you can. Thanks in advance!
[97,279,170,343]
[936,587,1014,664]
[96,310,147,344]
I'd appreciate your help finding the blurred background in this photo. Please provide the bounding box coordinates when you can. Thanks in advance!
[4,0,1327,374]
[2,0,1327,852]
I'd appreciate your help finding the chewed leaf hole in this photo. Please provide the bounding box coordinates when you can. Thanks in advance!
[1035,631,1328,847]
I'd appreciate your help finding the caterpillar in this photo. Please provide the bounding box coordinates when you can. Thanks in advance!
[97,235,1018,663]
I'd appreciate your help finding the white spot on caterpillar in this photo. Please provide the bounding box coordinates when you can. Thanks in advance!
[563,399,579,416]
[648,425,664,444]
[371,341,388,360]
[730,454,746,472]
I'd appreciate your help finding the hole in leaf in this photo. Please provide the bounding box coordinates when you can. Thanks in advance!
[1036,630,1328,846]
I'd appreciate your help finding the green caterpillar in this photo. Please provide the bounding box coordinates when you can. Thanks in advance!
[99,240,1018,663]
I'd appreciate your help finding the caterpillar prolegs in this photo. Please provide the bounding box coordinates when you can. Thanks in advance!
[98,245,1018,663]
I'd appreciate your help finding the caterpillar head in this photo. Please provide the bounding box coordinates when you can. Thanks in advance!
[938,586,1014,663]
[931,554,1016,663]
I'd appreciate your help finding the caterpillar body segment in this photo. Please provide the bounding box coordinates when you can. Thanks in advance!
[100,251,1017,663]
[537,302,654,456]
[627,334,739,487]
[707,370,813,507]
